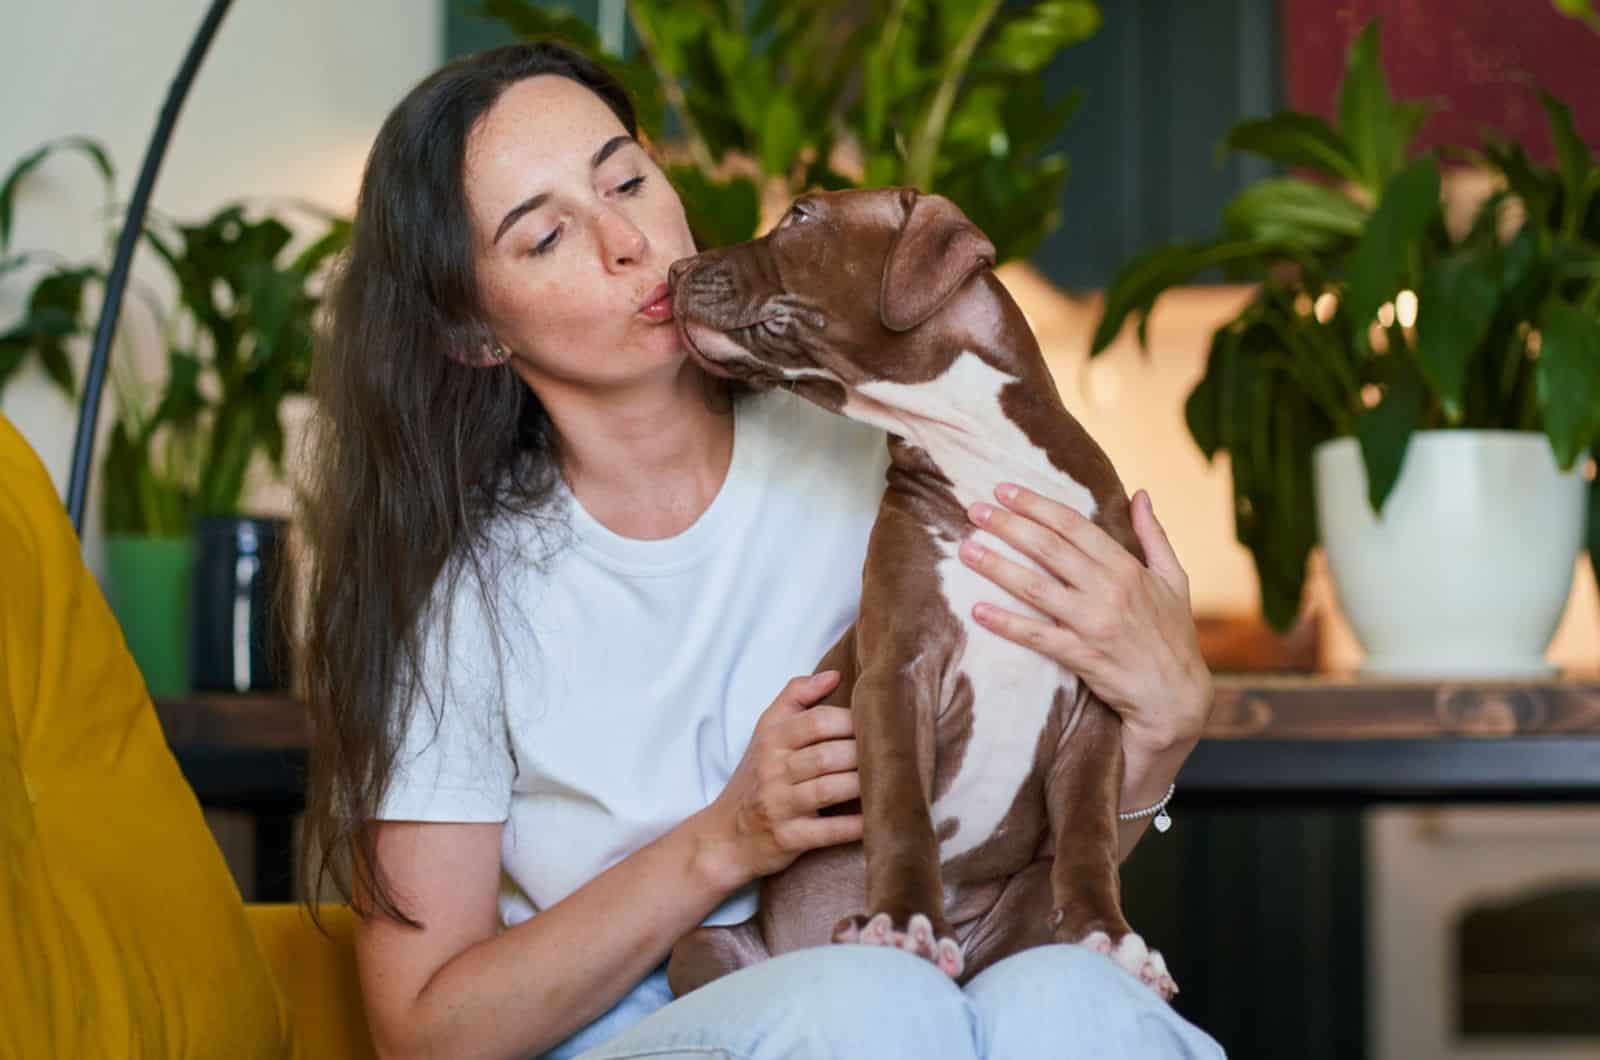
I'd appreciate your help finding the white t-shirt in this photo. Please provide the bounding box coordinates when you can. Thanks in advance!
[376,389,890,928]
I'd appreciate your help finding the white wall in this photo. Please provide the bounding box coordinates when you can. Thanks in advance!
[0,0,440,567]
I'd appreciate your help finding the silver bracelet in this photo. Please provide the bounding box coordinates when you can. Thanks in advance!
[1117,782,1175,833]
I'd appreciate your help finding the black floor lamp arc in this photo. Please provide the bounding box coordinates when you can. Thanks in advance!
[65,0,234,537]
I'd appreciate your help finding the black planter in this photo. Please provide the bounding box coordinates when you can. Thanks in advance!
[191,515,291,692]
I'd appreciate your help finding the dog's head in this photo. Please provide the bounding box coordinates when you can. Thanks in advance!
[668,187,999,414]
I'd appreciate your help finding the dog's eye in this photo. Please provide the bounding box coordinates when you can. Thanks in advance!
[784,204,813,228]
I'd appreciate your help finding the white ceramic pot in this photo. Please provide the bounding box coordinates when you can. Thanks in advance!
[1313,430,1588,677]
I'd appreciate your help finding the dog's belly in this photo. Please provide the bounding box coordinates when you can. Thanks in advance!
[930,541,1073,865]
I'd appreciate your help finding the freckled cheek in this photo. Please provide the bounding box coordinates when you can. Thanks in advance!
[498,273,615,351]
[478,269,537,337]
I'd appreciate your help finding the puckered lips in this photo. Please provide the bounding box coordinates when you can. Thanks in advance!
[636,281,673,323]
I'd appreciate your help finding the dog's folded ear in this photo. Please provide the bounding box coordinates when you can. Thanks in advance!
[879,189,997,333]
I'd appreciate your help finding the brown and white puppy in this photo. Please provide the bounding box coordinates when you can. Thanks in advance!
[665,187,1174,1000]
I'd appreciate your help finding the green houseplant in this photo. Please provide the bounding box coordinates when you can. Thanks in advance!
[478,0,1101,262]
[0,137,114,400]
[1088,21,1599,672]
[1,137,349,693]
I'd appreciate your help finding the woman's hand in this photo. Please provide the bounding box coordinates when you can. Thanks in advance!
[958,484,1214,757]
[696,671,864,891]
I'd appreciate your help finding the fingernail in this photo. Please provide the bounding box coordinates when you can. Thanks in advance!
[969,502,992,525]
[996,483,1018,503]
[960,539,986,563]
[973,603,995,622]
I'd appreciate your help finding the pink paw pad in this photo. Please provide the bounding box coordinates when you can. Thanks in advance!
[862,912,894,946]
[1139,948,1179,1001]
[1080,930,1113,956]
[1074,930,1179,1001]
[832,911,965,980]
[1108,932,1151,977]
[934,937,964,978]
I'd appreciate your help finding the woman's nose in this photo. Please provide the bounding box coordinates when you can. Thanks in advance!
[599,208,648,270]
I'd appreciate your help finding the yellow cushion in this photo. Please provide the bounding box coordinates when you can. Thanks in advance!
[0,413,293,1058]
[247,904,375,1060]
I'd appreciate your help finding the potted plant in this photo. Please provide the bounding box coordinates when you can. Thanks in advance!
[1,138,348,695]
[478,0,1102,261]
[1089,21,1600,676]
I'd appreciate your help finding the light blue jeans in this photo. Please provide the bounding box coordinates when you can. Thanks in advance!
[543,943,1226,1059]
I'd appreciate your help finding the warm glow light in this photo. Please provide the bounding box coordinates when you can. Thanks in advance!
[1313,292,1338,324]
[1361,383,1383,408]
[1295,292,1314,316]
[1368,322,1390,353]
[1377,302,1396,328]
[1395,290,1418,329]
[1528,329,1543,358]
[1081,355,1123,408]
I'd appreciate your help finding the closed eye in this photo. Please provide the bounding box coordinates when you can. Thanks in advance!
[781,202,815,228]
[528,176,647,258]
[531,225,562,256]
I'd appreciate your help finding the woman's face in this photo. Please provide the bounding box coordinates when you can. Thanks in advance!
[464,75,696,390]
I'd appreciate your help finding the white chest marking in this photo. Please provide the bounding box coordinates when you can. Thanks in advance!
[844,352,1099,861]
[931,553,1079,860]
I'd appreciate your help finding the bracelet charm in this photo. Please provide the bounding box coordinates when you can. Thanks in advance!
[1118,782,1175,833]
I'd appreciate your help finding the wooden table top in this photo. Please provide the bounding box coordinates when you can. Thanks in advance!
[1205,672,1600,739]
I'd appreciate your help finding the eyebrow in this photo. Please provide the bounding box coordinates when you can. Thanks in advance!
[492,134,639,245]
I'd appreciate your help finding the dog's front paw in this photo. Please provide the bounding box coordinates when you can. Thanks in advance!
[1069,927,1178,1001]
[833,911,964,979]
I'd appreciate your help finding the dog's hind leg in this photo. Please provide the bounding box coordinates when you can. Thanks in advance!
[666,920,770,997]
[1044,682,1178,1000]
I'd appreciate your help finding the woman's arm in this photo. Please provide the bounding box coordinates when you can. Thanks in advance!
[955,484,1215,861]
[358,672,862,1060]
[1114,731,1202,861]
[359,815,730,1060]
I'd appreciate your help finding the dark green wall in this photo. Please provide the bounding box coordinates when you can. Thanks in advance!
[1040,0,1282,289]
[445,1,537,57]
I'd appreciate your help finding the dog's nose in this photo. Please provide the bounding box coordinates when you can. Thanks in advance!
[668,258,695,291]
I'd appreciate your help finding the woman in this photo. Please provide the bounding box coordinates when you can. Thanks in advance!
[298,40,1223,1060]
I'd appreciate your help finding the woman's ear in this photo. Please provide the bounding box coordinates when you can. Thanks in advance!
[446,343,509,367]
[446,323,511,367]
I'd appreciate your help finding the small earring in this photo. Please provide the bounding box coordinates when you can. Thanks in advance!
[489,343,510,365]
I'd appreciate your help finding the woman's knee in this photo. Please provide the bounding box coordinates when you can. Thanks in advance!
[965,945,1224,1059]
[764,943,975,1025]
[582,944,981,1060]
[734,944,979,1056]
[968,942,1133,1004]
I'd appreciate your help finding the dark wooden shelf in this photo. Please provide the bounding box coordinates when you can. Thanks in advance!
[155,675,1600,898]
[1204,672,1600,740]
[1178,675,1600,803]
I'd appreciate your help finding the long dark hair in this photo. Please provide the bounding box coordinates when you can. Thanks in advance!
[296,41,639,928]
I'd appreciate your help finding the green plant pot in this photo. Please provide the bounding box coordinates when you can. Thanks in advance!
[104,534,194,699]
